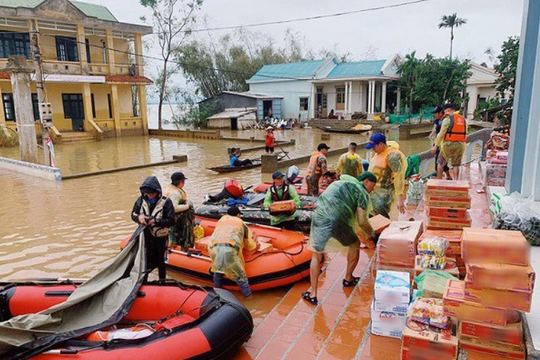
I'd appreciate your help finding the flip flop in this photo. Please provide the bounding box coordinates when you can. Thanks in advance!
[302,291,318,305]
[342,277,360,287]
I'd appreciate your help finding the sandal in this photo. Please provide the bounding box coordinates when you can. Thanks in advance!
[342,277,360,287]
[302,291,318,305]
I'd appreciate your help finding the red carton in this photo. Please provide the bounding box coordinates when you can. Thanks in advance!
[427,207,468,220]
[461,228,530,266]
[401,346,456,360]
[426,196,471,209]
[459,335,525,360]
[428,214,471,230]
[465,262,535,292]
[463,282,532,312]
[402,317,458,358]
[425,179,470,198]
[459,319,523,347]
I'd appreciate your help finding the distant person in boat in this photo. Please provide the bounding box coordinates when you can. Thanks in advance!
[265,127,275,154]
[229,148,253,168]
[305,143,330,196]
[263,171,301,230]
[206,179,244,204]
[131,176,175,280]
[429,106,452,180]
[432,103,467,180]
[208,206,259,297]
[328,109,338,119]
[164,172,195,251]
[302,172,377,305]
[366,133,408,221]
[336,142,363,178]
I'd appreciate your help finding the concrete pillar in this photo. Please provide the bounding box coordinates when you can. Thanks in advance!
[396,88,402,114]
[344,82,349,115]
[82,83,93,131]
[77,24,88,74]
[369,80,376,115]
[106,29,116,75]
[138,85,149,135]
[381,81,387,113]
[348,81,353,113]
[6,56,38,163]
[261,154,279,174]
[367,81,372,115]
[310,83,316,119]
[0,84,5,125]
[467,85,479,119]
[111,84,121,137]
[134,34,144,76]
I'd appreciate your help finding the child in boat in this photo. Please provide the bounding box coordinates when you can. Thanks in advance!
[229,148,253,168]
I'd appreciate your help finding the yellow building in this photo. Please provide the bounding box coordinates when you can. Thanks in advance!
[0,0,152,142]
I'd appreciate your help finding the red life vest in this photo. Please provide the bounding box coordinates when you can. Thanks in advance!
[444,113,467,142]
[270,184,291,201]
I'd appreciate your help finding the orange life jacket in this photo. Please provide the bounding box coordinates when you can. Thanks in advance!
[306,152,325,178]
[444,113,467,142]
[209,215,247,249]
[369,148,403,191]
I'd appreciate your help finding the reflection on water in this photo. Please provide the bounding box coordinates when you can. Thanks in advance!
[0,128,430,286]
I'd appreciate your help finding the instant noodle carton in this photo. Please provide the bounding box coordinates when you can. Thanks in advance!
[425,179,470,198]
[463,282,532,312]
[427,214,471,230]
[369,214,392,234]
[442,280,508,327]
[400,346,456,360]
[425,196,471,209]
[459,319,524,347]
[465,262,535,292]
[378,221,423,268]
[401,317,458,359]
[427,207,468,220]
[459,335,526,360]
[461,228,530,266]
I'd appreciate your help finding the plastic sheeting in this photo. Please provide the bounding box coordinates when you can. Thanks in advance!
[309,175,374,253]
[415,270,458,299]
[492,192,540,246]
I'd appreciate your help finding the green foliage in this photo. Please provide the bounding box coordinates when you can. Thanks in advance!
[179,98,220,128]
[494,36,519,102]
[473,98,501,120]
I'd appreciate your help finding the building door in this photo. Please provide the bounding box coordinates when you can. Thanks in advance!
[62,94,85,131]
[263,100,273,118]
[230,117,238,130]
[316,87,327,118]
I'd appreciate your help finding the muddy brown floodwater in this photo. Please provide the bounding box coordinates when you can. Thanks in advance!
[0,128,430,321]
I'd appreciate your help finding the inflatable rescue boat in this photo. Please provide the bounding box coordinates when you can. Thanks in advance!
[0,280,253,360]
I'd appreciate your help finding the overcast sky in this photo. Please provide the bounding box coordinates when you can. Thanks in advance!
[86,0,525,98]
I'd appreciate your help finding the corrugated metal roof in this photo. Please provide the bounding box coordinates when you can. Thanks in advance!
[326,60,386,78]
[222,91,283,99]
[0,0,118,22]
[207,108,256,120]
[249,60,325,81]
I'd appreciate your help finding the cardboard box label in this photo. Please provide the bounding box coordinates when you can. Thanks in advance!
[426,196,471,209]
[465,263,535,292]
[459,320,523,347]
[461,228,530,266]
[427,207,468,220]
[402,318,458,358]
[459,335,525,360]
[464,282,532,312]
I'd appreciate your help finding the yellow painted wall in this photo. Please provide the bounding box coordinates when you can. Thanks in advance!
[38,30,63,61]
[113,39,130,66]
[86,36,107,64]
[90,84,112,120]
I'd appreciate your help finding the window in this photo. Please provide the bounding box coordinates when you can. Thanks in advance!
[336,86,345,110]
[55,36,79,62]
[107,93,113,118]
[0,31,31,59]
[85,38,91,63]
[102,40,108,64]
[299,97,309,111]
[3,93,40,121]
[91,93,96,118]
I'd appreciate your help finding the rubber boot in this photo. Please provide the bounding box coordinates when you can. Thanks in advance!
[213,272,224,288]
[237,280,252,297]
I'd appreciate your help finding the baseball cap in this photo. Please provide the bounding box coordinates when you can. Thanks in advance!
[357,171,377,183]
[317,143,330,151]
[227,206,242,216]
[365,133,387,149]
[433,106,443,114]
[443,103,455,111]
[171,172,187,185]
[272,171,285,180]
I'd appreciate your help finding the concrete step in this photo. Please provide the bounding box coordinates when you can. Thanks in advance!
[60,132,96,143]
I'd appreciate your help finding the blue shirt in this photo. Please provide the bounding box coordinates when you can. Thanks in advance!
[229,155,238,168]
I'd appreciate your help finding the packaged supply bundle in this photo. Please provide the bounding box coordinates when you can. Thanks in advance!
[459,335,525,360]
[461,228,530,266]
[417,255,446,270]
[459,318,524,347]
[426,196,471,209]
[415,270,458,299]
[425,179,470,198]
[377,221,423,268]
[465,262,535,292]
[402,317,458,359]
[427,207,468,220]
[369,214,391,234]
[418,236,449,256]
[463,282,532,312]
[420,230,462,256]
[410,297,449,329]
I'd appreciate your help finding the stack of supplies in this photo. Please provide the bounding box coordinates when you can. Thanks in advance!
[376,221,423,276]
[414,236,460,276]
[484,150,508,186]
[371,270,410,338]
[420,229,465,277]
[442,228,536,359]
[401,313,458,360]
[425,180,471,230]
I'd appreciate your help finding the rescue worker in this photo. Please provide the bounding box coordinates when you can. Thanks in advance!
[131,176,175,280]
[305,143,330,196]
[366,133,407,221]
[164,172,195,251]
[265,127,275,154]
[336,142,363,178]
[263,171,301,230]
[208,206,259,297]
[429,106,452,180]
[229,148,253,168]
[302,172,377,305]
[433,103,467,180]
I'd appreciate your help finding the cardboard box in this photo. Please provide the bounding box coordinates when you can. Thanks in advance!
[370,322,402,339]
[378,221,423,267]
[402,317,458,358]
[461,228,530,266]
[374,270,411,304]
[373,300,409,313]
[465,262,535,292]
[463,282,532,312]
[401,346,457,360]
[459,335,525,360]
[414,256,459,277]
[371,300,407,336]
[459,319,523,347]
[442,280,508,327]
[426,179,470,198]
[420,230,462,256]
[428,214,472,230]
[376,263,416,281]
[427,207,468,220]
[426,196,471,209]
[369,214,392,234]
[269,200,296,215]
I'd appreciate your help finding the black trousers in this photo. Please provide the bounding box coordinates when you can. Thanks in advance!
[144,231,167,280]
[234,159,253,167]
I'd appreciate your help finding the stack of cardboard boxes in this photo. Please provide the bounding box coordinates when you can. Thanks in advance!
[425,180,472,230]
[442,228,536,359]
[484,150,508,187]
[418,229,465,277]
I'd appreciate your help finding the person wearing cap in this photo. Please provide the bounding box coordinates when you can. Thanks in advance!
[336,142,363,178]
[305,143,330,196]
[433,103,467,180]
[263,170,301,230]
[131,176,175,280]
[164,172,195,251]
[366,133,408,220]
[429,106,452,179]
[208,206,259,297]
[265,127,276,154]
[303,172,377,305]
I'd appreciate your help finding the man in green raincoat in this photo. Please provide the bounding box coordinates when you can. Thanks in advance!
[302,172,377,305]
[263,171,301,230]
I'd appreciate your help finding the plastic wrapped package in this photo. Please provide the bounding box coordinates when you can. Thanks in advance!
[415,270,458,299]
[418,236,449,256]
[417,255,447,270]
[492,192,540,245]
[405,177,425,206]
[410,297,449,329]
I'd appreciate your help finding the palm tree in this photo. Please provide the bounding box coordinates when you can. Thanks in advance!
[439,13,467,60]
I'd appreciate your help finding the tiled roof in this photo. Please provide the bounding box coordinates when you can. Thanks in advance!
[249,60,325,81]
[326,60,386,78]
[0,0,118,22]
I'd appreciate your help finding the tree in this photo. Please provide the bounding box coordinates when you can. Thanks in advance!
[438,13,467,60]
[140,0,203,130]
[494,36,520,102]
[397,51,421,111]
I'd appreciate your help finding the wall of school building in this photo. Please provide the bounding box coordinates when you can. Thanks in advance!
[250,80,312,120]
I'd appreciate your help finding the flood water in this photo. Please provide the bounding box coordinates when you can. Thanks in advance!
[0,128,430,309]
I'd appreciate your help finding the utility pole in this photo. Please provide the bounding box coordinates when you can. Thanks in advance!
[30,20,51,166]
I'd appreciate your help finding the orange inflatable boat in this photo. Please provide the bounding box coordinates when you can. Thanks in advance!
[121,217,313,292]
[0,280,253,359]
